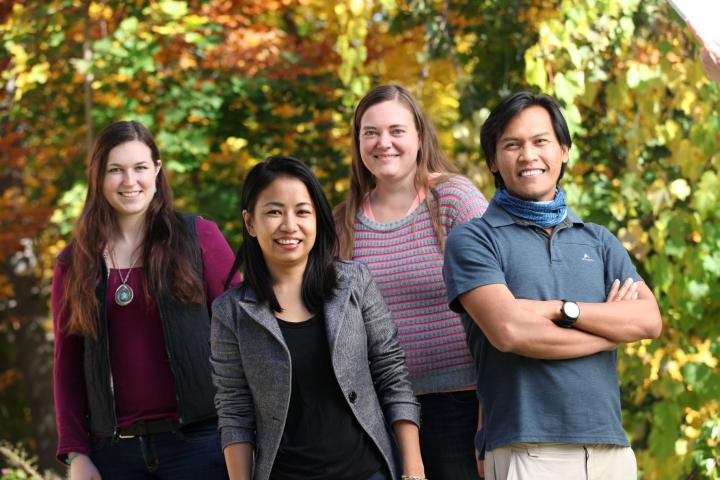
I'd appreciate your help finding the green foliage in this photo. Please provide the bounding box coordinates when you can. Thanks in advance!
[2,0,719,478]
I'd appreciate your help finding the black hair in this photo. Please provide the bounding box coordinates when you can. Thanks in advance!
[480,91,572,188]
[225,156,338,313]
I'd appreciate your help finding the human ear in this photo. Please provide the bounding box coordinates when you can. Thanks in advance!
[242,210,256,237]
[561,145,570,164]
[155,160,162,176]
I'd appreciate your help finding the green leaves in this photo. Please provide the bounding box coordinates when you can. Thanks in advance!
[2,1,720,476]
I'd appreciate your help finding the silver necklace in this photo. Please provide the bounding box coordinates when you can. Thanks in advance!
[104,249,139,306]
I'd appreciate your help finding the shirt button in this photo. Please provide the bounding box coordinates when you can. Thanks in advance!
[348,391,357,403]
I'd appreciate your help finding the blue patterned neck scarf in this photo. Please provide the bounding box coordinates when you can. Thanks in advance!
[493,187,568,228]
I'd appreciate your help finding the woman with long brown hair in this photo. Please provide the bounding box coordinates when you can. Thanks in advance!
[335,84,489,479]
[52,120,236,479]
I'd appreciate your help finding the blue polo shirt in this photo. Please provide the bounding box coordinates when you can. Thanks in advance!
[443,200,640,451]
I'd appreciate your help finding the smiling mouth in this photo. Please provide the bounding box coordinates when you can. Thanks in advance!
[374,153,399,159]
[119,191,142,197]
[520,169,544,177]
[276,239,300,245]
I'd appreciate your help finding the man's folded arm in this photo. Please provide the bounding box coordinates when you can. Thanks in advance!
[513,281,662,343]
[459,283,617,360]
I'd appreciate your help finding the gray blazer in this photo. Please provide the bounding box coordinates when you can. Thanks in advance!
[210,260,420,480]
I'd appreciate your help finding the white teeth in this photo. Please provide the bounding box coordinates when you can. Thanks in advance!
[276,239,300,245]
[520,169,543,177]
[119,191,141,197]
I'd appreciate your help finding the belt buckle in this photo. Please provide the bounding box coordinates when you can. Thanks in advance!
[117,420,146,439]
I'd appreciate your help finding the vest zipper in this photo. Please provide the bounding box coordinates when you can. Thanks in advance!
[102,269,120,437]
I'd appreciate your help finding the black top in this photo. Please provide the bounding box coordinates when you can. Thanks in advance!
[271,313,383,480]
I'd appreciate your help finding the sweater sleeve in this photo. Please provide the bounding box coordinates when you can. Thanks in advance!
[437,175,489,232]
[196,217,240,308]
[52,253,92,463]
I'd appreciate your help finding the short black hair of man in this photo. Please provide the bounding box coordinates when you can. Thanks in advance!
[480,91,572,189]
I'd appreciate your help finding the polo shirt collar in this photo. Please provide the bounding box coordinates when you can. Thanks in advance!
[484,198,584,228]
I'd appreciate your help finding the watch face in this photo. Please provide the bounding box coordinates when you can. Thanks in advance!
[563,301,580,319]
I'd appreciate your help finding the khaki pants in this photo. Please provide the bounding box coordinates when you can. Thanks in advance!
[485,443,636,480]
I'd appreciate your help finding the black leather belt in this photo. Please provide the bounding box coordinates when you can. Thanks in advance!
[116,418,177,439]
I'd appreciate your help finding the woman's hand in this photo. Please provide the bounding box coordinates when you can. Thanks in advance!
[392,420,425,480]
[224,443,253,480]
[68,453,101,480]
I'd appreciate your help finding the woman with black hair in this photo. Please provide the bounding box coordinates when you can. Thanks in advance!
[52,120,236,479]
[210,156,425,480]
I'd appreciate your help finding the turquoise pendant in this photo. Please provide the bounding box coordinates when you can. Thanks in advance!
[114,283,134,306]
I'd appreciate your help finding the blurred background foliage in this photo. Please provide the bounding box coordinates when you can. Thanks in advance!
[1,0,718,478]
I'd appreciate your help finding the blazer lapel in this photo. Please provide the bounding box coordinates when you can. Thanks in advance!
[324,270,351,357]
[237,287,286,346]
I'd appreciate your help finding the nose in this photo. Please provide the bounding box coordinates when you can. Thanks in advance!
[121,168,136,185]
[280,214,298,232]
[518,143,538,161]
[377,130,392,148]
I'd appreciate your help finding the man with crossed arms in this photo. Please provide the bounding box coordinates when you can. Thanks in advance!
[443,91,662,480]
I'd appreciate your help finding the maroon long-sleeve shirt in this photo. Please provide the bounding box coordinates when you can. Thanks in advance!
[52,217,238,460]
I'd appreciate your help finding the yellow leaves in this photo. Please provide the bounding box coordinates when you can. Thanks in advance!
[187,113,209,125]
[12,61,50,101]
[152,24,185,36]
[677,88,697,116]
[675,438,688,455]
[671,139,706,182]
[455,33,476,55]
[675,339,719,370]
[348,0,365,16]
[669,179,691,201]
[608,196,626,221]
[94,90,125,108]
[618,219,650,260]
[626,61,660,89]
[665,359,685,382]
[524,45,547,91]
[89,2,113,21]
[365,26,424,81]
[158,0,189,19]
[657,119,680,146]
[334,177,349,193]
[5,42,28,70]
[221,137,249,153]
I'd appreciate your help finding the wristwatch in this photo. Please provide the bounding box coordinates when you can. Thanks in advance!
[555,300,580,328]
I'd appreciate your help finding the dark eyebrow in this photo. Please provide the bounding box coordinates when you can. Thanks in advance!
[261,201,313,208]
[499,132,553,143]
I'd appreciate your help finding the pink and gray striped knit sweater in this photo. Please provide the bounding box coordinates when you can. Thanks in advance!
[352,175,488,395]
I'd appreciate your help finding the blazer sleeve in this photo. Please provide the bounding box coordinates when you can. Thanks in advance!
[358,263,421,427]
[210,293,257,449]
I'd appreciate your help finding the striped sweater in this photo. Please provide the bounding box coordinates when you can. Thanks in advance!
[352,175,488,395]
